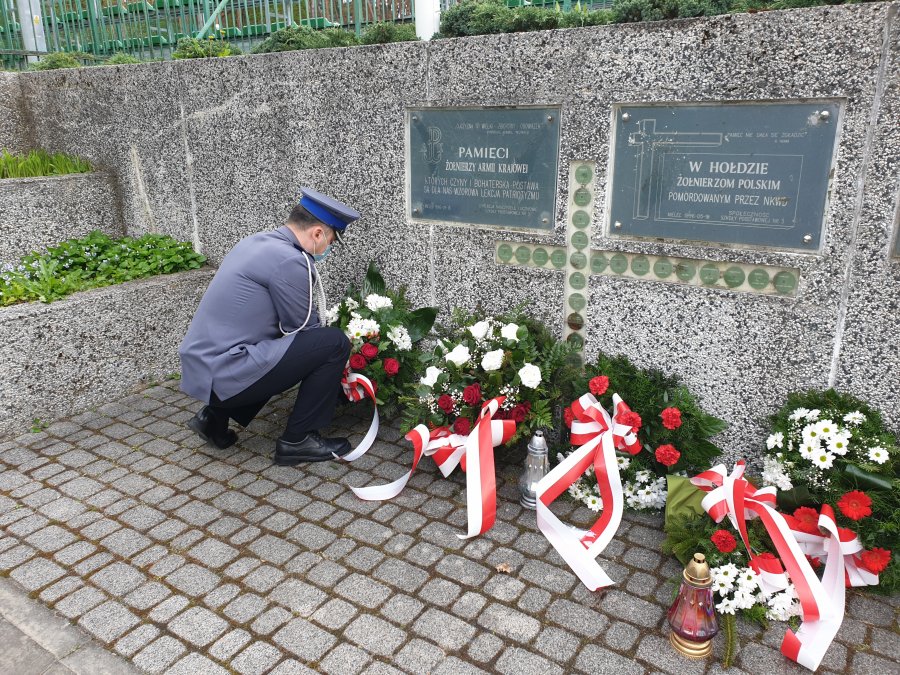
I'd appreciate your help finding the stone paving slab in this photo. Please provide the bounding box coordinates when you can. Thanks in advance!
[0,381,897,675]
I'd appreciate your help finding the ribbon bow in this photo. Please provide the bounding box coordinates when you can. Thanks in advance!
[536,392,633,591]
[348,397,515,539]
[691,462,859,672]
[336,370,379,461]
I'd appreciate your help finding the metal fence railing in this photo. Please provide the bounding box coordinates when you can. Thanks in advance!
[0,0,415,68]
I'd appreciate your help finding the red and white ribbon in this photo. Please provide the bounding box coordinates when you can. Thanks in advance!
[535,393,636,591]
[691,462,859,672]
[336,370,379,461]
[347,397,515,539]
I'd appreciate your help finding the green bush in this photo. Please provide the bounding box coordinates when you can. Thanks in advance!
[360,21,419,44]
[0,149,92,179]
[508,6,559,32]
[29,52,83,71]
[252,25,359,53]
[0,231,206,306]
[172,37,242,59]
[102,52,143,66]
[557,6,615,28]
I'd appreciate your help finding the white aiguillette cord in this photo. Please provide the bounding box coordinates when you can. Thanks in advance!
[278,252,328,336]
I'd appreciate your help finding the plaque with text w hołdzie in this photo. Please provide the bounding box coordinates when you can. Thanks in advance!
[608,102,840,250]
[408,107,561,230]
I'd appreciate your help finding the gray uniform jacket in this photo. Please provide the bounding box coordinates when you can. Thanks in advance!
[179,226,320,403]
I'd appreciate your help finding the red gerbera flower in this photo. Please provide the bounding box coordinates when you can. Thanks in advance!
[837,490,872,521]
[660,407,682,430]
[860,548,891,575]
[711,529,737,553]
[793,506,821,535]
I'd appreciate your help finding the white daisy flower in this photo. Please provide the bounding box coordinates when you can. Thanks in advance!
[843,411,866,426]
[585,495,602,512]
[802,424,822,443]
[805,409,821,421]
[810,451,835,470]
[867,447,889,465]
[364,293,393,312]
[766,432,784,450]
[616,455,631,470]
[716,597,738,615]
[789,407,811,422]
[827,433,851,456]
[813,419,837,438]
[798,441,818,460]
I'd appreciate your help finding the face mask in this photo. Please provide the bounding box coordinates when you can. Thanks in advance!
[312,233,332,262]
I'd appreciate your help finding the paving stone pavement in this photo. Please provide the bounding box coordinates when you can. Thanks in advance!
[0,382,897,675]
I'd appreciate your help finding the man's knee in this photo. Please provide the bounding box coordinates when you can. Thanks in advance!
[322,327,351,359]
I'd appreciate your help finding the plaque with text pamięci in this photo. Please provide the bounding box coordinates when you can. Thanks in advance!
[608,102,841,250]
[407,107,560,230]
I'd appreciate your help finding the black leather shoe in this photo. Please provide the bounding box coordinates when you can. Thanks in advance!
[274,432,352,466]
[188,407,237,450]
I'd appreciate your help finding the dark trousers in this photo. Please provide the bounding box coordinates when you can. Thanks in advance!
[210,327,351,441]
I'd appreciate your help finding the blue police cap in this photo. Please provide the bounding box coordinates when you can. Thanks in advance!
[299,186,360,244]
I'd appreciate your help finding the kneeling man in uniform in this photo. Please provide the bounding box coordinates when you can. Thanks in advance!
[178,187,358,466]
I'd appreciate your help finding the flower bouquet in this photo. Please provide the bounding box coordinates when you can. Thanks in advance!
[400,311,578,446]
[560,353,727,513]
[761,389,898,593]
[325,262,437,415]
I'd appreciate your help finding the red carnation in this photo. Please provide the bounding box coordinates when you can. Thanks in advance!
[806,555,822,570]
[360,343,379,361]
[660,407,683,430]
[462,383,482,407]
[589,376,609,396]
[793,506,821,535]
[654,444,681,467]
[437,394,454,414]
[860,548,891,575]
[511,404,528,423]
[618,410,642,430]
[711,529,737,553]
[837,490,872,521]
[564,406,574,428]
[453,417,472,436]
[383,358,400,377]
[349,353,367,370]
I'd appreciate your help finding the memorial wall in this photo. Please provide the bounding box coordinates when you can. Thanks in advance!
[6,2,899,458]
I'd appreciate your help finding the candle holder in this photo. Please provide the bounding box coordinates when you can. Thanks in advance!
[519,430,548,509]
[667,552,719,658]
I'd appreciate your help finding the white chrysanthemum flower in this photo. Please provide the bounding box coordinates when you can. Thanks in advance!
[789,407,811,421]
[481,348,504,372]
[762,456,793,491]
[736,569,760,590]
[345,297,359,310]
[827,433,851,456]
[323,304,340,326]
[712,577,733,594]
[445,344,471,367]
[805,409,821,421]
[716,597,738,615]
[385,325,412,351]
[364,293,393,312]
[420,366,443,388]
[616,455,631,470]
[814,419,837,438]
[585,495,602,512]
[346,316,380,340]
[766,432,784,450]
[868,447,889,465]
[843,411,866,426]
[518,363,542,389]
[810,451,835,470]
[467,320,492,340]
[500,323,520,342]
[734,589,757,610]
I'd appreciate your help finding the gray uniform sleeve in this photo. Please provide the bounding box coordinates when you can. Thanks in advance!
[269,254,321,334]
